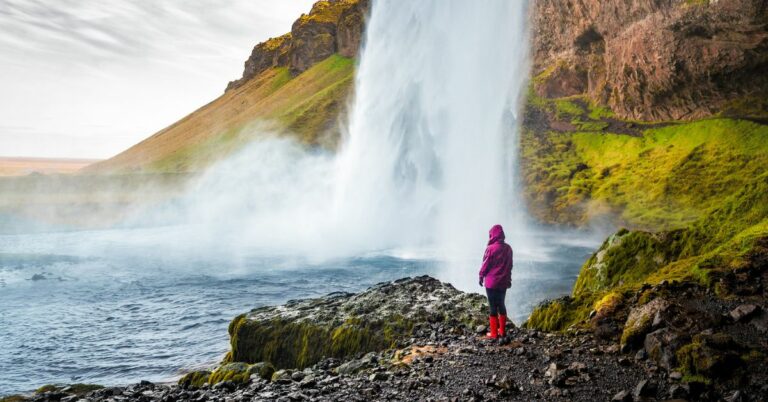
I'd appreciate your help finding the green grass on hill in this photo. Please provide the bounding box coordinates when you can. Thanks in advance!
[522,118,768,230]
[522,92,768,332]
[92,55,355,174]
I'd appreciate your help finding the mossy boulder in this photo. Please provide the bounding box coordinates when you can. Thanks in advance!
[0,396,28,402]
[35,383,103,395]
[676,333,743,378]
[225,276,486,369]
[178,370,211,389]
[620,298,670,350]
[208,362,254,385]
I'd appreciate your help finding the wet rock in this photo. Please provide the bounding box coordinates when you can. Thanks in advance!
[226,276,485,370]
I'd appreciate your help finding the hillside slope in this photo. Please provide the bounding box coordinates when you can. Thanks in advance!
[87,0,367,173]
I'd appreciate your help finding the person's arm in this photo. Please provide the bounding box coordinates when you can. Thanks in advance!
[479,247,492,286]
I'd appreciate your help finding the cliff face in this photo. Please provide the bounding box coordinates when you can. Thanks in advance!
[226,0,368,91]
[532,0,768,121]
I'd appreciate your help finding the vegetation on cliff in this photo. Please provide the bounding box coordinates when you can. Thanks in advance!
[89,55,354,173]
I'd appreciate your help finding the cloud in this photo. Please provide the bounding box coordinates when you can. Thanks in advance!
[0,0,316,158]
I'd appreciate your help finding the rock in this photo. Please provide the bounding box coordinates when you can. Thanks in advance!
[532,0,768,121]
[209,362,256,385]
[178,370,211,389]
[633,379,657,399]
[676,333,742,377]
[643,328,685,370]
[291,371,305,382]
[621,298,670,350]
[634,349,647,361]
[271,369,294,383]
[669,384,689,399]
[226,276,485,370]
[611,390,632,402]
[336,357,372,375]
[729,304,760,322]
[368,372,389,382]
[669,371,683,381]
[226,0,369,91]
[475,325,487,334]
[250,362,276,381]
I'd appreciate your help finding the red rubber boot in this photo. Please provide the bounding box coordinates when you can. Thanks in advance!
[487,315,499,339]
[498,314,507,337]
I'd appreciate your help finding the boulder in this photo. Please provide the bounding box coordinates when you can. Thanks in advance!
[225,276,486,370]
[620,298,670,350]
[729,304,760,322]
[643,327,687,370]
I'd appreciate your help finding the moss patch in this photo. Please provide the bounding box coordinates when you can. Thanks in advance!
[178,370,211,388]
[227,314,415,369]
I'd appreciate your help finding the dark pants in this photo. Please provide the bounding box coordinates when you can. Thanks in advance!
[485,288,507,316]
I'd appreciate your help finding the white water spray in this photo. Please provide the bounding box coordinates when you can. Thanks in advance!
[62,0,532,289]
[333,0,531,288]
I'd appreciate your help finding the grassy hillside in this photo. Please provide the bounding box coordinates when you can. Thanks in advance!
[88,55,355,173]
[522,92,768,332]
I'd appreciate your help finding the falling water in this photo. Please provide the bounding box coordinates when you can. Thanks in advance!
[333,0,531,288]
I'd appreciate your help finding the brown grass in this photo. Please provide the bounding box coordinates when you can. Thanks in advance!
[0,157,100,176]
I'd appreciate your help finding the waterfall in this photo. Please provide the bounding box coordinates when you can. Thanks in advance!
[332,0,531,288]
[180,0,532,290]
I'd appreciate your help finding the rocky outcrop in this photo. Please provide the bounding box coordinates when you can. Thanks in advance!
[532,0,768,121]
[226,0,369,91]
[224,276,486,369]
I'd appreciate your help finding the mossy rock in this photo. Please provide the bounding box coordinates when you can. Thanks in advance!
[178,370,211,389]
[208,362,254,385]
[620,298,670,350]
[0,396,28,402]
[676,333,743,378]
[35,383,102,396]
[250,362,276,381]
[226,276,486,369]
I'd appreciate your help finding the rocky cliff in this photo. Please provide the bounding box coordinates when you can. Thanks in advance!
[226,0,368,91]
[532,0,768,121]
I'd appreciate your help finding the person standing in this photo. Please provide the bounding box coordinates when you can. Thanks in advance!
[478,224,513,339]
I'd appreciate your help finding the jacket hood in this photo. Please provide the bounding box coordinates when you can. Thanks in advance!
[488,224,505,245]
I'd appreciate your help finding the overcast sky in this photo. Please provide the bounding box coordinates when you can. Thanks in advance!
[0,0,316,159]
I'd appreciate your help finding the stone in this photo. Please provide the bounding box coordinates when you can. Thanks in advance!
[621,298,670,350]
[730,304,760,322]
[475,325,487,334]
[368,372,389,382]
[227,276,486,370]
[634,349,647,361]
[669,371,683,381]
[643,328,684,370]
[611,390,632,402]
[669,384,689,399]
[633,379,657,399]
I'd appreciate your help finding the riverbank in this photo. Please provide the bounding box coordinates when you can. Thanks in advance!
[6,275,766,401]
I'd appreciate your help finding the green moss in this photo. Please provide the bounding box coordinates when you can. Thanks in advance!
[35,385,58,394]
[620,314,652,348]
[178,370,211,388]
[553,99,585,119]
[524,297,593,332]
[208,362,253,384]
[35,383,102,396]
[227,313,419,369]
[0,396,27,402]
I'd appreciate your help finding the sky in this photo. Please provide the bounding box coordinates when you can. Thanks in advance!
[0,0,316,159]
